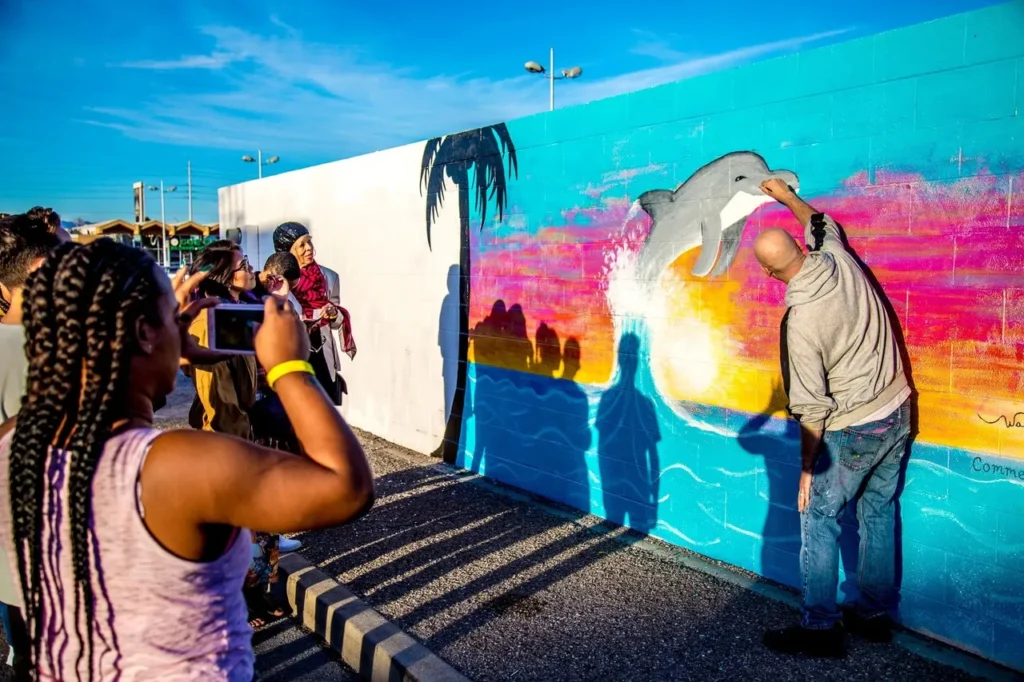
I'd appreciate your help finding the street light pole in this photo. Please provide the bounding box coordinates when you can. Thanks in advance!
[525,49,583,112]
[148,182,177,269]
[549,47,554,111]
[159,181,168,266]
[242,151,280,179]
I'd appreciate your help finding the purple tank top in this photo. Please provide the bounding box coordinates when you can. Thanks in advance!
[0,428,255,680]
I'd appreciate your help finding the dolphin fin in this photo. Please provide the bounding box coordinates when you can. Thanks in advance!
[637,190,674,225]
[692,218,722,278]
[710,218,745,277]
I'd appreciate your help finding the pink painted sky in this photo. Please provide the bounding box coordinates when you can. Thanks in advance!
[468,170,1024,459]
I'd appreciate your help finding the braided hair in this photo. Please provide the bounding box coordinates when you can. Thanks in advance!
[11,238,163,680]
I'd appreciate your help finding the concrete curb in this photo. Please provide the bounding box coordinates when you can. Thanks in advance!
[278,552,472,682]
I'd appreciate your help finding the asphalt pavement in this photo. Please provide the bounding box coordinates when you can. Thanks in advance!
[293,430,994,682]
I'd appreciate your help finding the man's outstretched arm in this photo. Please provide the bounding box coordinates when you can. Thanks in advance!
[760,178,844,253]
[761,178,816,225]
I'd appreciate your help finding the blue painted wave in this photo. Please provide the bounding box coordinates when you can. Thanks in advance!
[459,319,1024,668]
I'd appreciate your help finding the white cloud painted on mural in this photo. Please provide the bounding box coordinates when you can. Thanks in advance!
[86,23,851,157]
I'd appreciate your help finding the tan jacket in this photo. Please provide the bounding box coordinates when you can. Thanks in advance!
[183,309,258,439]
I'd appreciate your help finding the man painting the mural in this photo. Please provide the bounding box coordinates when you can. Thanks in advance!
[754,178,912,659]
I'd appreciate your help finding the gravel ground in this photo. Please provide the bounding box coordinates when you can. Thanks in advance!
[0,624,360,682]
[251,620,361,682]
[291,430,983,682]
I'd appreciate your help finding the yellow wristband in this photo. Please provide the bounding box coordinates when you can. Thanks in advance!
[266,360,315,390]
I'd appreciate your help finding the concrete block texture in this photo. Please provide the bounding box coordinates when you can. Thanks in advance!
[219,2,1024,672]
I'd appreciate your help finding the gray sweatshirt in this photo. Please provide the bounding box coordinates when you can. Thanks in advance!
[782,213,908,431]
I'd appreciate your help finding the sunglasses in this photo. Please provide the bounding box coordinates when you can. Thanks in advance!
[232,256,251,272]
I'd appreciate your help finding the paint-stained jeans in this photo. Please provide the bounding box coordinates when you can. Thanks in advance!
[801,400,911,629]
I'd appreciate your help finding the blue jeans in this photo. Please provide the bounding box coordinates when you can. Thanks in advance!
[801,400,911,629]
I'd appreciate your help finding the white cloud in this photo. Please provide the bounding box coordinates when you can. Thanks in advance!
[89,23,852,159]
[119,51,237,70]
[630,29,690,63]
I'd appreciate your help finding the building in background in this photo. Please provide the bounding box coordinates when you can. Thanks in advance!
[71,219,220,270]
[132,182,146,224]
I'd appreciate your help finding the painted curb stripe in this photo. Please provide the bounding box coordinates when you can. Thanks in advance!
[277,552,471,682]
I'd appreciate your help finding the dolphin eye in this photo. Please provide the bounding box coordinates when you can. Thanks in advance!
[734,175,747,182]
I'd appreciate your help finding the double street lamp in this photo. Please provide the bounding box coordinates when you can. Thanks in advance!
[242,150,280,179]
[525,48,583,111]
[147,182,177,268]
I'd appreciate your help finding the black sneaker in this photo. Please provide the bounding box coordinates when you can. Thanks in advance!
[763,624,848,658]
[842,607,893,643]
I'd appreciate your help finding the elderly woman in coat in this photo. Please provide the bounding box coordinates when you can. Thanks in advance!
[272,222,356,405]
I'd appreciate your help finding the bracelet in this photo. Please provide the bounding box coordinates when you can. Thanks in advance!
[266,360,315,390]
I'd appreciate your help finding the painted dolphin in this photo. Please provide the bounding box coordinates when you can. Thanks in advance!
[636,152,799,280]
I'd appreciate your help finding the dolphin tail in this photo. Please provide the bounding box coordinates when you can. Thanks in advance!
[709,218,746,277]
[691,218,722,278]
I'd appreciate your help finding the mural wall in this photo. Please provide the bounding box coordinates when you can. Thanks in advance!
[219,1,1024,672]
[441,2,1024,671]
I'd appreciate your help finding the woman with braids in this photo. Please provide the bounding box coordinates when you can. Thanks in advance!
[0,239,374,680]
[272,222,356,406]
[182,242,299,626]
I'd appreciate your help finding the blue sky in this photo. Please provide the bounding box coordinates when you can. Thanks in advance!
[0,0,1003,224]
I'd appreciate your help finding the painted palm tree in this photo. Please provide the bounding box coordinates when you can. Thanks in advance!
[420,123,518,463]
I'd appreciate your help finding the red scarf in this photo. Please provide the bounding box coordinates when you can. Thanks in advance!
[293,262,357,360]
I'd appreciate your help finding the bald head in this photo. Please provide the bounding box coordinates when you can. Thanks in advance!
[754,228,805,282]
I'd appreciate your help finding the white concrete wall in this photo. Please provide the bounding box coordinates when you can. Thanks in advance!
[218,141,461,455]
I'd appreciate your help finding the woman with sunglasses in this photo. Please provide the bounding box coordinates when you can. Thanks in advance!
[184,241,258,439]
[184,241,290,627]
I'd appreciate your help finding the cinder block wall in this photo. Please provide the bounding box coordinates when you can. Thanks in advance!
[456,2,1024,671]
[221,1,1024,670]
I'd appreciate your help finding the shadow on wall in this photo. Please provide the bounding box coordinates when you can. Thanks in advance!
[465,303,664,533]
[465,300,591,512]
[737,222,916,609]
[837,222,918,607]
[595,333,661,535]
[439,265,461,422]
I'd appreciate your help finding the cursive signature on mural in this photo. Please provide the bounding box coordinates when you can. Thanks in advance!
[977,412,1024,428]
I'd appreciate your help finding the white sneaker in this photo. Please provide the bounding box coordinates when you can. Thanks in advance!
[278,536,302,553]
